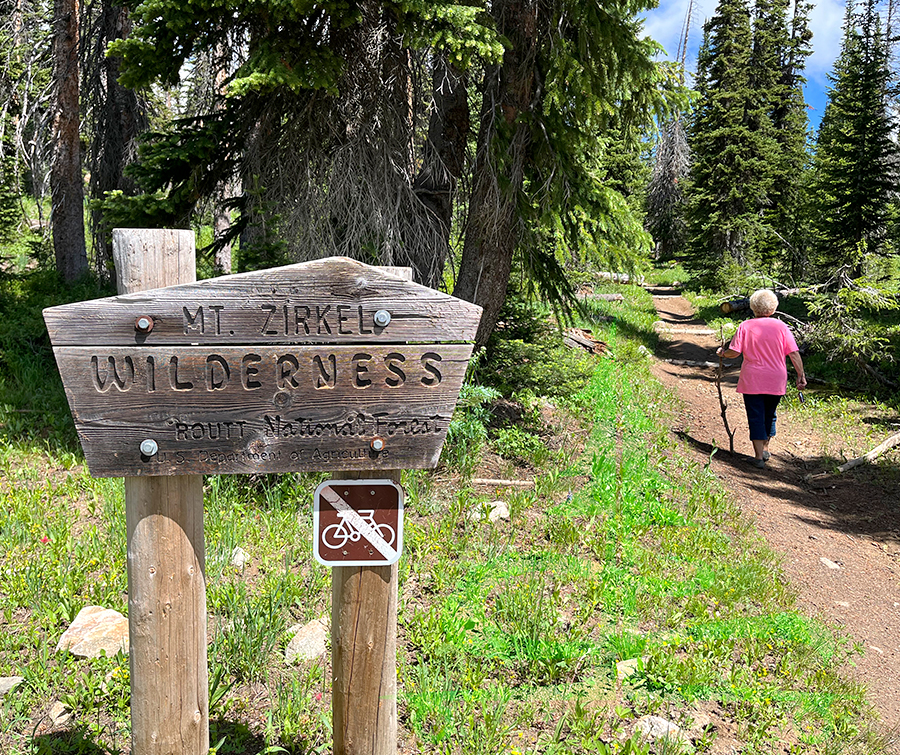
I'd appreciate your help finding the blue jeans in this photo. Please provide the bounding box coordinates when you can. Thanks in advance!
[742,394,781,441]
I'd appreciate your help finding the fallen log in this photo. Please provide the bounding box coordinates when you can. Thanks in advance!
[471,478,534,488]
[596,271,644,285]
[563,328,610,355]
[720,298,750,314]
[653,321,717,335]
[805,430,900,483]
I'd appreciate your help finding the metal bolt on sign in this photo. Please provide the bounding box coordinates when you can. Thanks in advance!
[140,438,159,457]
[134,316,154,333]
[373,309,391,327]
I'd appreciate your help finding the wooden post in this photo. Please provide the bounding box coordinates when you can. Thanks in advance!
[114,229,209,755]
[331,470,399,755]
[331,262,409,755]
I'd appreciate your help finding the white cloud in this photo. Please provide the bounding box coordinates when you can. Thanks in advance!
[806,0,845,88]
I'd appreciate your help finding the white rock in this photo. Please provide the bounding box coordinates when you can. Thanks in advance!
[48,700,72,726]
[285,617,329,664]
[615,657,644,680]
[0,676,24,697]
[56,606,129,659]
[230,546,251,569]
[634,715,685,743]
[469,500,510,523]
[820,557,842,570]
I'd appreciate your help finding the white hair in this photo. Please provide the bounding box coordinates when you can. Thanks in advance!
[749,289,778,316]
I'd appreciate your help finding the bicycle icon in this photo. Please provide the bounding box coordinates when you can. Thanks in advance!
[321,509,397,550]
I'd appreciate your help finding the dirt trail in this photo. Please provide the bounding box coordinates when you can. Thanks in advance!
[646,287,900,728]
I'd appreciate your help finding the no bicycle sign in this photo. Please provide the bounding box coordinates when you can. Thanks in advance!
[313,479,404,566]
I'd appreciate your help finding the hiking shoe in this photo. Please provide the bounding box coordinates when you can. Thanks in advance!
[762,451,770,461]
[752,458,767,469]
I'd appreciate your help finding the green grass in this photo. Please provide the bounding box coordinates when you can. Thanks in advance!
[0,270,893,754]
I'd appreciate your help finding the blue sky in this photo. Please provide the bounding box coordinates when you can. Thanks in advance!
[643,0,847,134]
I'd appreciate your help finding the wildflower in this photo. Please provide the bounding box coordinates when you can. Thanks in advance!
[40,536,49,544]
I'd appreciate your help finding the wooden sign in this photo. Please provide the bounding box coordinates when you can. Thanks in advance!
[313,480,403,567]
[44,257,482,476]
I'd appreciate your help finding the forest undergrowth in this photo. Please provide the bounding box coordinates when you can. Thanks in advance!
[0,266,896,754]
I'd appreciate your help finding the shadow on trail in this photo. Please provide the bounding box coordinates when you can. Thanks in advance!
[674,429,900,544]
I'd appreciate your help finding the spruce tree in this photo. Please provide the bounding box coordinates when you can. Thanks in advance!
[814,0,897,273]
[685,0,773,279]
[751,0,812,275]
[769,0,813,279]
[684,0,811,283]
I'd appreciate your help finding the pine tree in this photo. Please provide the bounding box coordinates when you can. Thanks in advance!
[684,0,811,283]
[104,0,686,346]
[685,0,769,279]
[750,0,811,274]
[768,0,813,279]
[50,0,88,282]
[814,0,897,273]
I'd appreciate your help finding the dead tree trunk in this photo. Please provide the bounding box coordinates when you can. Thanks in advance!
[51,0,88,282]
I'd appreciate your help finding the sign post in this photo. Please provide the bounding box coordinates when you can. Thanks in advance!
[114,228,208,755]
[44,235,482,755]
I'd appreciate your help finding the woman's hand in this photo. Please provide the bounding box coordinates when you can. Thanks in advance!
[796,375,807,389]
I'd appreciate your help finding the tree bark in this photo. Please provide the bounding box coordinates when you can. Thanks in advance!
[453,0,539,347]
[51,0,88,282]
[412,55,469,289]
[88,5,144,280]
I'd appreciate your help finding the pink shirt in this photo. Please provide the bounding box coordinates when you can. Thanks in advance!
[729,317,799,395]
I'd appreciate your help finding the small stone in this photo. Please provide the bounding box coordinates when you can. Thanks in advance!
[835,601,850,607]
[0,677,24,697]
[230,546,250,569]
[820,557,841,570]
[869,645,884,655]
[469,500,510,523]
[285,617,329,664]
[634,715,686,744]
[616,657,644,680]
[56,606,129,659]
[48,700,72,727]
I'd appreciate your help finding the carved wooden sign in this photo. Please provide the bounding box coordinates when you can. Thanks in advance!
[44,257,482,477]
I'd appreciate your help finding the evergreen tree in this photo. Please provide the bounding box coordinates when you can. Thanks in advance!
[769,0,813,279]
[685,0,774,279]
[103,0,686,346]
[814,0,897,273]
[684,0,811,283]
[751,0,812,275]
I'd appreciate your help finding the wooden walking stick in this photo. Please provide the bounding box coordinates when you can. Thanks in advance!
[715,332,737,454]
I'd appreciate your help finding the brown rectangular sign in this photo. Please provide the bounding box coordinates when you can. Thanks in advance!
[52,344,472,476]
[45,256,482,477]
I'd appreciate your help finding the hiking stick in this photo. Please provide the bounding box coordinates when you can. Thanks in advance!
[715,333,737,454]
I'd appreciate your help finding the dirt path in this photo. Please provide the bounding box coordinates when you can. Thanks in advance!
[646,287,900,728]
